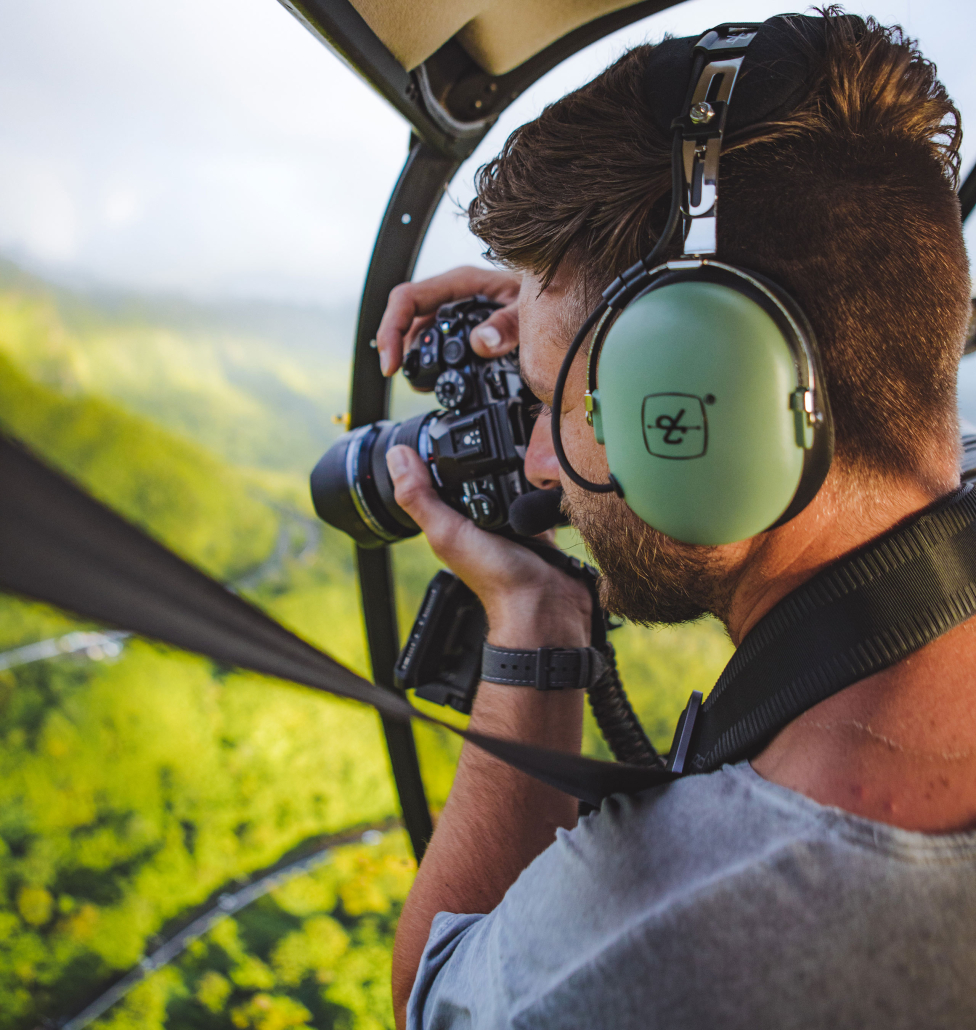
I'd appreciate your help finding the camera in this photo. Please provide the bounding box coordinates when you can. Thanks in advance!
[310,295,539,548]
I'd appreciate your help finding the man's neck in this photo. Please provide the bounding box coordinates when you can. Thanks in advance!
[723,469,953,646]
[725,464,976,833]
[752,620,976,832]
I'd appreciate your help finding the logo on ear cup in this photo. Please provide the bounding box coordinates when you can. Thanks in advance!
[642,393,709,459]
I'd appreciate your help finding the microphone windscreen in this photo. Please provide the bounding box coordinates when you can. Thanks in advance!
[509,488,565,537]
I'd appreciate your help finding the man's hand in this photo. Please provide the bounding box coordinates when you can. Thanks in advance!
[379,266,590,640]
[386,445,590,646]
[389,442,591,1028]
[376,266,520,378]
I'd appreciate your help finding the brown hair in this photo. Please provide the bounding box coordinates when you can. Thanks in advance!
[468,12,971,479]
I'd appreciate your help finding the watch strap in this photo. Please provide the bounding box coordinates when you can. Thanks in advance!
[481,644,606,690]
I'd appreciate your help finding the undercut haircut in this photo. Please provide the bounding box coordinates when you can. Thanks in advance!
[468,11,971,480]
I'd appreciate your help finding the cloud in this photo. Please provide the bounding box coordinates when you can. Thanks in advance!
[0,0,972,302]
[103,190,142,228]
[0,152,78,262]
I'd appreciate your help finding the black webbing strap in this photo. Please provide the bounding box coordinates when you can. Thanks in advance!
[687,483,976,771]
[4,430,976,808]
[0,433,668,808]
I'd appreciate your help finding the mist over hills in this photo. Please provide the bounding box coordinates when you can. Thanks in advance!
[0,256,358,474]
[0,257,358,358]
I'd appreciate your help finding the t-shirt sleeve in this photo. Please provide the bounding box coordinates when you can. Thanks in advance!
[405,808,624,1030]
[405,793,672,1029]
[407,910,501,1030]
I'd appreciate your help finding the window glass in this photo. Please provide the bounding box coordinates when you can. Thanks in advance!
[0,4,413,1028]
[1,1,973,1027]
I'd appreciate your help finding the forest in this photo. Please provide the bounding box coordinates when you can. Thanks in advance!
[0,261,734,1029]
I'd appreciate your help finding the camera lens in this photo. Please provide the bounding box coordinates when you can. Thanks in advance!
[311,297,530,548]
[310,412,434,548]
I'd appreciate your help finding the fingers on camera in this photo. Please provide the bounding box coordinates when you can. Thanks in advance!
[376,283,417,376]
[386,446,465,554]
[386,446,436,520]
[470,303,519,357]
[377,270,520,377]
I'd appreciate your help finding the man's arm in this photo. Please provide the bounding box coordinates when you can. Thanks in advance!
[385,444,591,1028]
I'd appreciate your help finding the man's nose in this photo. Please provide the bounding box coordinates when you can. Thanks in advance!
[525,411,561,490]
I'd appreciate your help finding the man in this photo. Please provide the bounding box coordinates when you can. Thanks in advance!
[377,12,976,1029]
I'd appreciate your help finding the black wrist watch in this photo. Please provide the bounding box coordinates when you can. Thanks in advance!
[481,643,607,691]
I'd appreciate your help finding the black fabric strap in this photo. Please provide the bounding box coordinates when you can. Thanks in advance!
[687,484,976,772]
[0,432,668,808]
[482,644,606,690]
[4,429,976,808]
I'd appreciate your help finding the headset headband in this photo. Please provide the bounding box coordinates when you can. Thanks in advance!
[674,25,758,257]
[550,14,847,497]
[551,24,759,494]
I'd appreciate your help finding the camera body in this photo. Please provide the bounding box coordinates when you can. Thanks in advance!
[403,296,535,530]
[310,296,539,548]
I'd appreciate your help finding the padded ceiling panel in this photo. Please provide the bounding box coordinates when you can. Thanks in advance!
[351,0,647,74]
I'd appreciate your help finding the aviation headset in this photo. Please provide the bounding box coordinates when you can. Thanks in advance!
[551,15,836,545]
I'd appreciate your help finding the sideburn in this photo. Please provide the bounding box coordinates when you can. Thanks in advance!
[564,485,735,627]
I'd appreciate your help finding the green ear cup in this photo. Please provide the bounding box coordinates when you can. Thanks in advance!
[592,279,809,545]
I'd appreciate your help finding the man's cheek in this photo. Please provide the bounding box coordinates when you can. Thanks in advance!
[561,482,625,553]
[561,403,610,483]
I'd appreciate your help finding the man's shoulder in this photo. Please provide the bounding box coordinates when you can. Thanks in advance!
[446,763,828,994]
[512,763,820,915]
[557,760,976,895]
[411,763,976,1029]
[552,761,821,885]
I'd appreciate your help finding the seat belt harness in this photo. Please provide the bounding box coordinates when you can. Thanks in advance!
[675,483,976,774]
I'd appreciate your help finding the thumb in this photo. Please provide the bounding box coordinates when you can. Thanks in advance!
[386,445,467,551]
[469,301,519,358]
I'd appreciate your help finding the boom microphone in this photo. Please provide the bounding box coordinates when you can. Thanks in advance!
[509,488,566,537]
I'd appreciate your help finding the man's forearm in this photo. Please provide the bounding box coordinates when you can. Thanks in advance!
[391,655,585,1024]
[381,438,593,1026]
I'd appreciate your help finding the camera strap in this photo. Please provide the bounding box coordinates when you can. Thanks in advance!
[4,430,976,810]
[678,481,976,773]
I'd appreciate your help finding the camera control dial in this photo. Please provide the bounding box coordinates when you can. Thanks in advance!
[462,481,497,526]
[435,369,469,409]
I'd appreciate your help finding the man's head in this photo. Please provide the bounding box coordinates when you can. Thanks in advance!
[470,12,972,630]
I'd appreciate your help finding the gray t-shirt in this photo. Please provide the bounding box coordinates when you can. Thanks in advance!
[408,762,976,1029]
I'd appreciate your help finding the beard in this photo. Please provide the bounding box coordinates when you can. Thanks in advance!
[563,483,735,626]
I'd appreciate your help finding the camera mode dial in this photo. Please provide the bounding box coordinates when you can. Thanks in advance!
[435,369,468,409]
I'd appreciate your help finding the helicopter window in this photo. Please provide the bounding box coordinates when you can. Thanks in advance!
[1,1,974,1028]
[0,5,414,1029]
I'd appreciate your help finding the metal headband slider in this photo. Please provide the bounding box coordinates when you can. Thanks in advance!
[671,100,728,142]
[694,25,759,53]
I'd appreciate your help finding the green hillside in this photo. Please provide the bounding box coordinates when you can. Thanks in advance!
[0,276,460,1030]
[0,264,733,1029]
[0,263,353,475]
[0,351,277,583]
[91,830,417,1030]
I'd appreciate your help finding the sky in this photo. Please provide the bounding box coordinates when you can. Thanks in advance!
[0,0,974,306]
